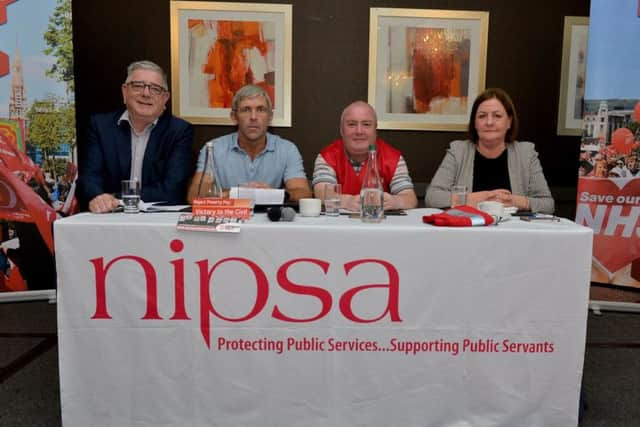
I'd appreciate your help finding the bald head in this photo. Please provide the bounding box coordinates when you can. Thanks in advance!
[340,101,377,128]
[340,101,378,162]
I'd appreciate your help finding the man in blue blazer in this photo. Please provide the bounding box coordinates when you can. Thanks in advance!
[77,60,193,213]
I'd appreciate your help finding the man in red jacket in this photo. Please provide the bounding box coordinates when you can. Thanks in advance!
[312,101,418,212]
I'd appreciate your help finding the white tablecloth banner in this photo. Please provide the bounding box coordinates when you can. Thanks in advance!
[55,210,593,427]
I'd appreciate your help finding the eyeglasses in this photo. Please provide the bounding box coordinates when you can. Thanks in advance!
[127,81,167,96]
[236,106,270,115]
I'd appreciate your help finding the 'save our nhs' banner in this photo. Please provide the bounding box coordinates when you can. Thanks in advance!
[577,0,640,288]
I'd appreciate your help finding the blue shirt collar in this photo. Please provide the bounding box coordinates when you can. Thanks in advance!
[230,132,275,154]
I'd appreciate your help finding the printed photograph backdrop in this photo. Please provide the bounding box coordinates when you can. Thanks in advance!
[0,0,76,292]
[576,0,640,289]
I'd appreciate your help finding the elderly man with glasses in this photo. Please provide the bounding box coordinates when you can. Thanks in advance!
[77,60,193,213]
[187,84,311,202]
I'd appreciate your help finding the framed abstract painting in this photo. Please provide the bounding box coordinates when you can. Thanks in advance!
[170,1,292,126]
[368,8,489,131]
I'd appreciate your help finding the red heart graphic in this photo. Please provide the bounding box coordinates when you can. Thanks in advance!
[576,177,640,274]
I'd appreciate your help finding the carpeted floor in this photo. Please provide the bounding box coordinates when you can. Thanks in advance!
[1,300,639,426]
[0,301,61,427]
[581,310,640,427]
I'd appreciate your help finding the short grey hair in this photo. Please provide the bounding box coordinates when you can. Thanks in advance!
[231,85,273,112]
[340,101,378,127]
[125,60,168,89]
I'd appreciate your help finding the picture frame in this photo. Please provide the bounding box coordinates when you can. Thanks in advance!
[557,16,589,136]
[170,1,292,126]
[368,8,489,131]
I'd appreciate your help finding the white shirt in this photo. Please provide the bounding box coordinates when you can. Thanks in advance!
[117,110,157,182]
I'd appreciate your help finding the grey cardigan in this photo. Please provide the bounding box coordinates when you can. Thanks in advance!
[425,140,555,213]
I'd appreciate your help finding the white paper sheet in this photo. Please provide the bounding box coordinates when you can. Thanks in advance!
[229,187,285,205]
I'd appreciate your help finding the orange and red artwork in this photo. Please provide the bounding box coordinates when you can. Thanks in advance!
[411,28,470,114]
[387,26,470,115]
[370,10,487,130]
[187,19,276,109]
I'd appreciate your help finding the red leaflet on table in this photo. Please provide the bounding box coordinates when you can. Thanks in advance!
[192,198,252,219]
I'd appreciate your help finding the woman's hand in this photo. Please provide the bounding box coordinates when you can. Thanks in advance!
[467,189,528,209]
[491,191,528,209]
[501,193,529,209]
[466,190,507,207]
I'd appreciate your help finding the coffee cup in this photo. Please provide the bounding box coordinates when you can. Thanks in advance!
[477,201,505,220]
[299,198,321,217]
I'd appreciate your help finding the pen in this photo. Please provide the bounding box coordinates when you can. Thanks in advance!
[521,214,560,222]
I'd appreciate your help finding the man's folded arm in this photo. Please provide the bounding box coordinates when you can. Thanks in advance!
[76,116,109,206]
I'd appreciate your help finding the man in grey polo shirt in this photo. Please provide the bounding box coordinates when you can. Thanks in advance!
[187,85,311,202]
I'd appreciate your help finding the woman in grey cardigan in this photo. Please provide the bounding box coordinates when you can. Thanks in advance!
[425,88,554,214]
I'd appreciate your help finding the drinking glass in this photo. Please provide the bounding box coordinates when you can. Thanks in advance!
[323,184,342,216]
[450,185,467,208]
[121,180,141,213]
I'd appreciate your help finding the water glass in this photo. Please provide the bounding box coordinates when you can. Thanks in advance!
[121,180,141,213]
[323,184,342,216]
[451,185,467,208]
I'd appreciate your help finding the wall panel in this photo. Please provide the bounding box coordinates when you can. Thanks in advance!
[71,0,590,199]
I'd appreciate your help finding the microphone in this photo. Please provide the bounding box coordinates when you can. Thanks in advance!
[267,206,296,222]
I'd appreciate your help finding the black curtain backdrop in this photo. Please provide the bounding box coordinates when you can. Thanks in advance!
[71,0,590,198]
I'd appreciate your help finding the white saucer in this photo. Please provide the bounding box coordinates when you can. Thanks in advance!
[503,206,518,215]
